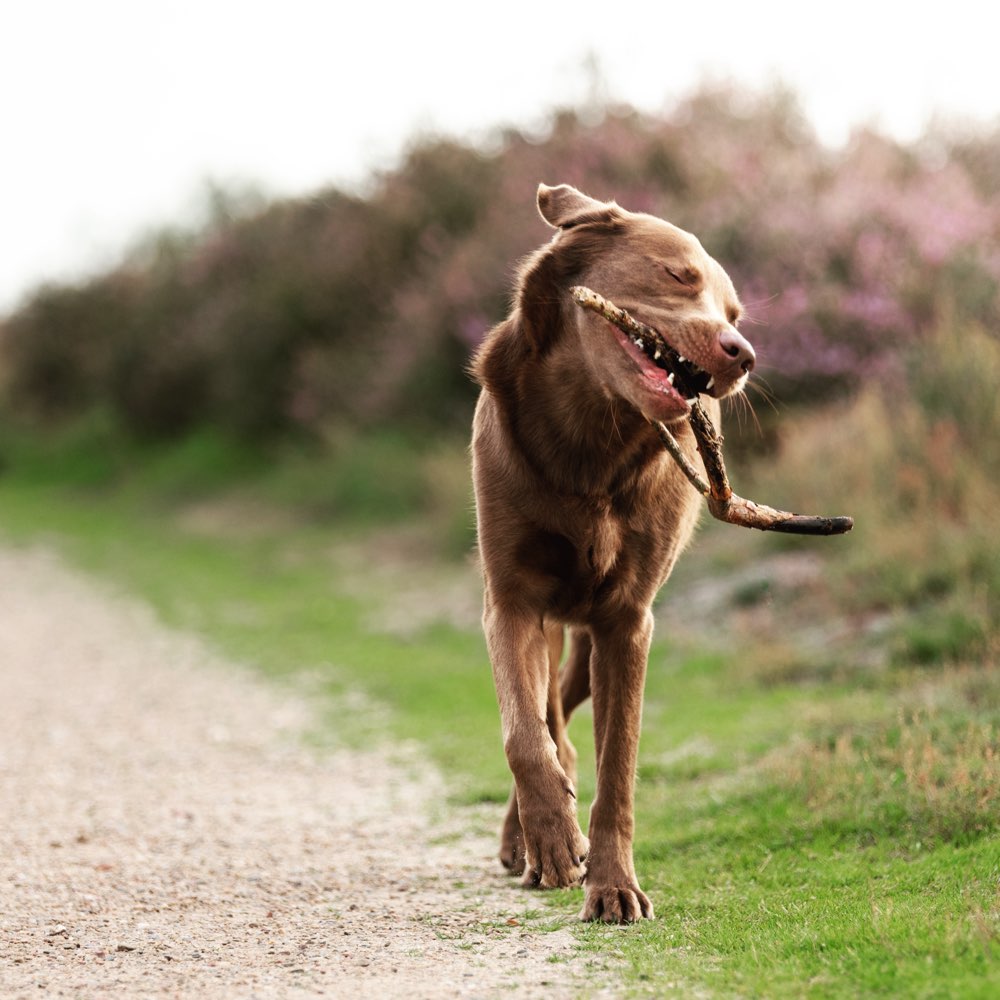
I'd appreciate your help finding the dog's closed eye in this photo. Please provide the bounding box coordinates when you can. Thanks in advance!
[664,265,700,288]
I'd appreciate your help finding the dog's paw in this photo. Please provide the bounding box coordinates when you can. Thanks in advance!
[499,802,526,876]
[579,882,654,923]
[519,813,588,889]
[500,839,526,875]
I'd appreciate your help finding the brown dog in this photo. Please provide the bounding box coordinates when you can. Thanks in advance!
[470,184,755,922]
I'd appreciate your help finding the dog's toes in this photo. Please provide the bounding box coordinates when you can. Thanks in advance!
[522,831,588,889]
[537,856,586,889]
[499,795,527,875]
[499,816,526,875]
[499,840,526,876]
[580,884,654,923]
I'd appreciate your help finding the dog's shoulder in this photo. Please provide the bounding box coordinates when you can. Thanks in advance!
[470,316,525,398]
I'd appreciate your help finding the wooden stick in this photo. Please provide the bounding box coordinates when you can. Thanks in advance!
[570,286,854,536]
[652,421,710,496]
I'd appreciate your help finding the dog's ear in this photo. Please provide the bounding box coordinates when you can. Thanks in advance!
[537,183,618,229]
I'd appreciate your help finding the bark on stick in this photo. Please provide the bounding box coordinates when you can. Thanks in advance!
[571,286,854,536]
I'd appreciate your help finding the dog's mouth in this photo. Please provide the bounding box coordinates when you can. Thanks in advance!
[607,316,714,410]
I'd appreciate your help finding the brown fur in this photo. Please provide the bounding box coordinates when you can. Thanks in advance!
[470,184,755,922]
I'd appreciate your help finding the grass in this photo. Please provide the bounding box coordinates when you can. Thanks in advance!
[1,328,998,996]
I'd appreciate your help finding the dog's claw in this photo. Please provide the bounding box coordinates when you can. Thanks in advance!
[580,884,654,923]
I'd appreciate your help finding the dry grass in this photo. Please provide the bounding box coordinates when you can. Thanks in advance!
[759,679,1000,845]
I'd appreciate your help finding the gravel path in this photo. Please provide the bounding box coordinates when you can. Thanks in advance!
[0,548,612,999]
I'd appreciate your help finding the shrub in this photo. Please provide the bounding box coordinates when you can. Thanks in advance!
[2,86,998,440]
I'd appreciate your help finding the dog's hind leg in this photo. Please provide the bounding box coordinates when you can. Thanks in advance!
[560,628,592,723]
[545,621,577,778]
[498,786,526,874]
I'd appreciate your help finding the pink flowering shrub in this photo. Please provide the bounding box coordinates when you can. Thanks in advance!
[2,86,998,437]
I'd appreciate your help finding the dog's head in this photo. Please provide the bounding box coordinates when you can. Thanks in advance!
[522,183,755,424]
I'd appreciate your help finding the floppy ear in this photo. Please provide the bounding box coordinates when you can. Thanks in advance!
[537,183,617,229]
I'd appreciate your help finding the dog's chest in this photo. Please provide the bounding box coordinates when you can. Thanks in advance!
[518,495,668,621]
[579,497,622,579]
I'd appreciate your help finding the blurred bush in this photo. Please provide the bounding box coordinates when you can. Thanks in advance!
[1,85,999,442]
[740,316,1000,673]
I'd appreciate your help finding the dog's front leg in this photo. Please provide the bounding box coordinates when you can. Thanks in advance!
[581,609,655,922]
[484,603,588,889]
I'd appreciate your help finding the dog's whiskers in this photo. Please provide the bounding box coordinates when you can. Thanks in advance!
[745,391,763,436]
[738,292,780,322]
[745,376,781,415]
[725,387,763,437]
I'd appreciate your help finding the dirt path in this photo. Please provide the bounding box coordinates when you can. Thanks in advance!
[0,548,613,999]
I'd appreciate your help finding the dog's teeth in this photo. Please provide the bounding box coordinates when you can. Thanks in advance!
[706,377,715,390]
[678,355,687,363]
[635,338,643,350]
[654,349,661,359]
[667,372,675,385]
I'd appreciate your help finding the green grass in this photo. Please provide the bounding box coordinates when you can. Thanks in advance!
[1,347,998,997]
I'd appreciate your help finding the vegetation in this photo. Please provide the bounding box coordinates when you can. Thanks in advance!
[2,86,999,443]
[0,84,997,996]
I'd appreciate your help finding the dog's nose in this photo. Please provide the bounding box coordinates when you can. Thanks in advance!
[719,327,756,375]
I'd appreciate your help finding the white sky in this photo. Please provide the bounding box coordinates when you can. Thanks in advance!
[3,0,1000,311]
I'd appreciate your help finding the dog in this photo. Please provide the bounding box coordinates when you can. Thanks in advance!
[470,184,755,922]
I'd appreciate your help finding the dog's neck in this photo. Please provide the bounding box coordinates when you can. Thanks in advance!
[507,347,666,503]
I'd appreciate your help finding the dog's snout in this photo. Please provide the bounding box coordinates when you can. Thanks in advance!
[719,327,756,375]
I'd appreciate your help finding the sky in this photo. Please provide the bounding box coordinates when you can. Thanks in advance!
[4,0,1000,312]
